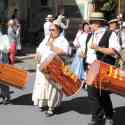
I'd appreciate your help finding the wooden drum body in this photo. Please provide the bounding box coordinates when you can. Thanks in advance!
[0,64,28,89]
[42,55,82,96]
[86,60,125,96]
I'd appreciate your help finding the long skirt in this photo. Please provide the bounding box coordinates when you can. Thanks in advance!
[32,64,62,108]
[71,51,85,80]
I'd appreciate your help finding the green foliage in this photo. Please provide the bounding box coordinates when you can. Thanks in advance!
[101,0,117,12]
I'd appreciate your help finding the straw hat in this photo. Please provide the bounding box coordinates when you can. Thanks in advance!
[108,18,118,24]
[89,12,106,22]
[45,14,54,20]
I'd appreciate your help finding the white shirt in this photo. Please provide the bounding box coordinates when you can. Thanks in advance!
[73,30,83,47]
[43,21,53,37]
[73,32,88,56]
[121,31,125,48]
[86,28,121,64]
[37,35,69,63]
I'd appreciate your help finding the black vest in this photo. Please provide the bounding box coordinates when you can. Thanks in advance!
[96,30,116,65]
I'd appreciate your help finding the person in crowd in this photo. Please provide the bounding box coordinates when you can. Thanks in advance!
[115,21,125,69]
[108,18,119,33]
[43,14,54,37]
[0,27,11,104]
[32,17,69,117]
[85,12,120,125]
[7,19,17,64]
[11,8,21,51]
[71,22,90,82]
[120,21,125,48]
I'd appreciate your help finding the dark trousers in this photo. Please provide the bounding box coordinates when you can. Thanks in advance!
[0,84,10,99]
[87,85,113,120]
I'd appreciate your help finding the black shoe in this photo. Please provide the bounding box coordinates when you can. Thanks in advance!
[2,97,10,105]
[45,110,54,117]
[88,114,104,125]
[2,99,10,105]
[40,106,48,112]
[88,119,104,125]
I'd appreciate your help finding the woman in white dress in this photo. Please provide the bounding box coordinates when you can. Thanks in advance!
[32,19,69,117]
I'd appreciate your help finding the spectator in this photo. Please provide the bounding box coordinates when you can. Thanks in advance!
[43,14,54,37]
[11,8,21,51]
[7,19,17,64]
[0,27,10,104]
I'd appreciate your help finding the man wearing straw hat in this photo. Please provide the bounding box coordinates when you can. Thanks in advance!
[86,12,120,125]
[108,18,119,33]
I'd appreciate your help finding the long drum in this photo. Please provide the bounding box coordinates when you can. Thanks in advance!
[86,60,125,96]
[0,64,28,89]
[41,55,82,96]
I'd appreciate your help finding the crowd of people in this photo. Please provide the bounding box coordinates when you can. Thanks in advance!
[0,8,21,104]
[31,12,125,125]
[1,10,125,125]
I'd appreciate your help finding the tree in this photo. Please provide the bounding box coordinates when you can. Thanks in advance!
[101,0,117,12]
[101,0,117,20]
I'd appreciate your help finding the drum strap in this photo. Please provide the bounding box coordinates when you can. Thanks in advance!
[83,33,92,71]
[84,33,92,57]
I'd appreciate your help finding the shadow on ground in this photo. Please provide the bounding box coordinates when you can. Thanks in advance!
[55,97,125,125]
[114,106,125,125]
[10,93,33,105]
[55,97,91,115]
[10,93,125,125]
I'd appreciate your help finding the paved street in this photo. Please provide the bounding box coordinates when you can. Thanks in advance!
[0,53,125,125]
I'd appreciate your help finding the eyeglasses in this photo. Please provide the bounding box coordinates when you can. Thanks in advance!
[50,29,56,31]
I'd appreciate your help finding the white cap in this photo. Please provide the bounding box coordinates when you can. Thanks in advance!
[45,14,54,20]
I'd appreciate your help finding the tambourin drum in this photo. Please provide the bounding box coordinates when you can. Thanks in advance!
[86,60,125,96]
[41,54,83,96]
[0,64,28,89]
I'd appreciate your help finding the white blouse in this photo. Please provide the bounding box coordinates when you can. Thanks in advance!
[37,35,69,63]
[73,31,88,55]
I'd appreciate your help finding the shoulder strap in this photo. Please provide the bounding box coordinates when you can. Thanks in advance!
[84,33,92,57]
[117,31,122,46]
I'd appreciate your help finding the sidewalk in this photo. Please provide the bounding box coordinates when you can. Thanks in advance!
[14,48,36,72]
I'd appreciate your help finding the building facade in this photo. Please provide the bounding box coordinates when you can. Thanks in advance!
[7,0,92,44]
[0,0,125,44]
